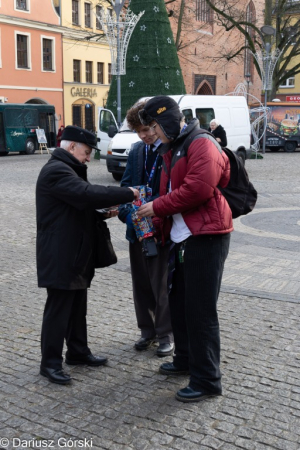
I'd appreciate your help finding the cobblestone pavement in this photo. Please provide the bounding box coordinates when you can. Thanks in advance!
[0,152,299,450]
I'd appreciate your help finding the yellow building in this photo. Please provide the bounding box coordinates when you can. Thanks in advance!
[55,0,112,131]
[274,12,300,102]
[276,56,300,102]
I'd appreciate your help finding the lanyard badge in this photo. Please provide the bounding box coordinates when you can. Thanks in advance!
[145,144,159,187]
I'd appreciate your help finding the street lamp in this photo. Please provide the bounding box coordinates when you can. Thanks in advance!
[245,73,251,104]
[97,4,144,127]
[251,26,282,153]
[112,0,126,127]
[260,25,276,154]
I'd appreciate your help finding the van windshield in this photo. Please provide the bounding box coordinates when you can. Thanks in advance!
[119,119,132,132]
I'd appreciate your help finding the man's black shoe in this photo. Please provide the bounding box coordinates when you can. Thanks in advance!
[134,337,155,351]
[40,366,71,385]
[156,343,174,357]
[176,386,222,403]
[65,353,107,366]
[159,362,189,375]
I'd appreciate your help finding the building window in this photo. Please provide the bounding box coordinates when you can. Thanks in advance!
[72,0,79,25]
[196,0,213,23]
[194,74,216,94]
[85,3,91,28]
[17,34,29,68]
[73,59,81,82]
[108,63,112,83]
[16,0,28,11]
[279,76,295,88]
[72,105,82,127]
[72,100,95,131]
[96,5,103,30]
[86,61,93,83]
[42,38,53,71]
[97,62,104,84]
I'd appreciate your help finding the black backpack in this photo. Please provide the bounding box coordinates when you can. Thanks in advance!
[183,129,257,219]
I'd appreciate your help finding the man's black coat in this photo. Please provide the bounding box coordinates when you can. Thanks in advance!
[36,148,134,290]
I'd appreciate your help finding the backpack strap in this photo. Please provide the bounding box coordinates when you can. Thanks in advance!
[183,128,223,155]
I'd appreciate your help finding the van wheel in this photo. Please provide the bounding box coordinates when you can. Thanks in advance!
[236,150,246,166]
[25,139,36,154]
[284,141,296,152]
[112,172,122,182]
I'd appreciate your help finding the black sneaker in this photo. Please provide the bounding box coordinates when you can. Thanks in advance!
[65,354,107,366]
[176,386,222,403]
[134,337,155,351]
[156,343,174,357]
[159,362,189,375]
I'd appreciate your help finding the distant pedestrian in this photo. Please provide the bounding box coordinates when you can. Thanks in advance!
[36,125,139,385]
[209,119,227,147]
[56,125,65,147]
[137,96,232,403]
[118,101,174,357]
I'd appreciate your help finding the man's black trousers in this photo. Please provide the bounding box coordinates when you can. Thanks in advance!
[129,239,173,344]
[169,233,230,393]
[41,288,91,369]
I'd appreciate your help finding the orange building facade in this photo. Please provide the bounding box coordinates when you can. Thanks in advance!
[0,0,63,128]
[169,0,264,103]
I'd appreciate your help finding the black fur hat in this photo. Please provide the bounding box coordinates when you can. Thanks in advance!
[61,126,98,150]
[138,96,182,140]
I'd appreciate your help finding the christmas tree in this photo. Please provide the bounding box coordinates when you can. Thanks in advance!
[106,0,186,121]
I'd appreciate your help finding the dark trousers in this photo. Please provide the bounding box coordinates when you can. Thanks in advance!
[129,240,173,344]
[169,233,230,393]
[41,288,91,369]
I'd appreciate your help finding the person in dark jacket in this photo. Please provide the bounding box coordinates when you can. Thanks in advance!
[137,96,233,403]
[208,119,227,147]
[118,101,174,357]
[36,125,139,385]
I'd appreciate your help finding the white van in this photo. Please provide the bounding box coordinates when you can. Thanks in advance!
[97,95,251,181]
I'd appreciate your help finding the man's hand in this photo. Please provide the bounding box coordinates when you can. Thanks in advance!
[104,209,119,219]
[129,187,140,200]
[137,201,155,217]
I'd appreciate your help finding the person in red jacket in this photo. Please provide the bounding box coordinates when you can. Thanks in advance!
[137,96,233,403]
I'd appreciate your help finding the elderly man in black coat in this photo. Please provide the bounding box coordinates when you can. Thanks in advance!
[36,126,138,385]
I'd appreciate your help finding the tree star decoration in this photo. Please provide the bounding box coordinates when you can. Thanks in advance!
[105,0,186,121]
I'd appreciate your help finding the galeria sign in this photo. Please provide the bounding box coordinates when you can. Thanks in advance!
[71,87,97,98]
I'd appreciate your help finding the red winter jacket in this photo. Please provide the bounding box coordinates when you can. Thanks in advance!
[153,120,233,242]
